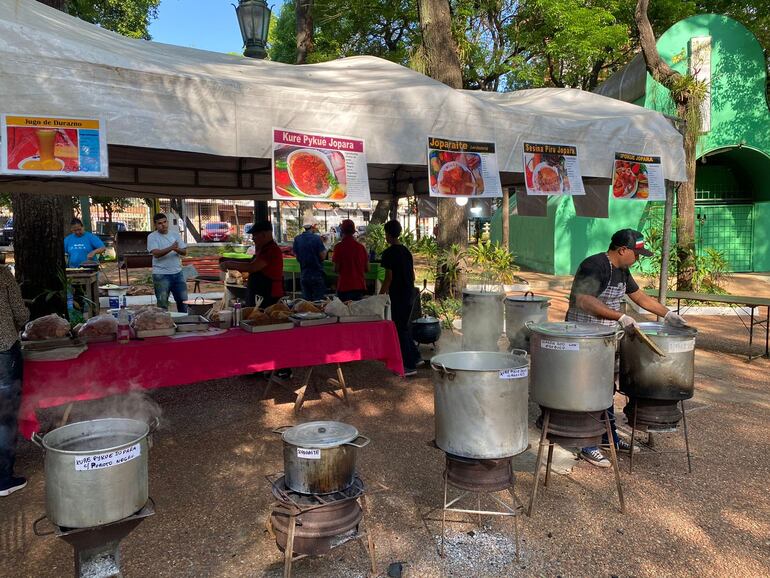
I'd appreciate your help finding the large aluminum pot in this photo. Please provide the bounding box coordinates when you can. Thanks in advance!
[529,321,624,412]
[275,421,370,495]
[432,350,529,459]
[505,292,551,351]
[620,322,697,400]
[462,290,504,351]
[32,418,152,528]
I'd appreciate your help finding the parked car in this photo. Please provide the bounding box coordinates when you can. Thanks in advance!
[0,218,13,246]
[202,222,232,242]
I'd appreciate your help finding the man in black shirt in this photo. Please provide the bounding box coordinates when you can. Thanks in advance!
[566,229,686,467]
[380,220,421,376]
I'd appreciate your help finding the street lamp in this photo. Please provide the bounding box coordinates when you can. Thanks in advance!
[234,0,271,59]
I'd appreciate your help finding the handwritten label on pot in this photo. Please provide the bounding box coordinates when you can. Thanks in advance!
[667,340,695,353]
[499,367,529,379]
[541,339,579,351]
[74,443,141,471]
[297,448,321,460]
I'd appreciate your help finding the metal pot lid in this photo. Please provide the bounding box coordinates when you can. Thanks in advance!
[505,294,550,303]
[530,321,617,337]
[414,316,440,324]
[282,421,359,449]
[636,322,697,338]
[431,351,528,371]
[463,290,504,298]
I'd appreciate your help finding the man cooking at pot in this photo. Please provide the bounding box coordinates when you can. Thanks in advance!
[566,228,687,468]
[220,221,284,308]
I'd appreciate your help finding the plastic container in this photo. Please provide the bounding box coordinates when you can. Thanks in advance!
[117,306,130,344]
[219,309,233,329]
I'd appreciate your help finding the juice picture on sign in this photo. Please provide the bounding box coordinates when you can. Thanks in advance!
[274,145,347,200]
[5,126,80,172]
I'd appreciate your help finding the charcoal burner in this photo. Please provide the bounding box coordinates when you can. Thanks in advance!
[266,474,376,578]
[33,499,155,578]
[624,397,693,474]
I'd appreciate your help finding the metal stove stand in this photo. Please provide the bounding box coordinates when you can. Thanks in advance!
[529,408,625,516]
[265,473,376,578]
[33,499,155,578]
[626,398,693,474]
[439,456,522,560]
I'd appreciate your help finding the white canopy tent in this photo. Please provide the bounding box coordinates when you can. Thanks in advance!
[0,0,685,201]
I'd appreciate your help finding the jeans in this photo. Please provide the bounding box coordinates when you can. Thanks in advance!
[300,274,327,301]
[337,290,364,302]
[582,405,620,453]
[153,272,188,313]
[391,297,421,371]
[0,342,23,485]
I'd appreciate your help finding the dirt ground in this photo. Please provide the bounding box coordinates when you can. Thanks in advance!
[1,284,770,577]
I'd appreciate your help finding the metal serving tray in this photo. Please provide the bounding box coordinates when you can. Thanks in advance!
[240,320,295,333]
[289,315,338,327]
[175,315,211,332]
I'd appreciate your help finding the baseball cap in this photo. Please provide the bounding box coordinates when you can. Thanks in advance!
[340,219,356,235]
[611,229,653,257]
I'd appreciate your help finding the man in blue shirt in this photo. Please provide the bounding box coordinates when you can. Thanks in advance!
[64,218,105,268]
[292,219,327,301]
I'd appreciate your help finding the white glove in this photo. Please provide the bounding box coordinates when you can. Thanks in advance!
[618,314,639,328]
[664,311,687,327]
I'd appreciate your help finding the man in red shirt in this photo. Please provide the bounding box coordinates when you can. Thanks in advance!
[332,219,368,301]
[220,221,284,307]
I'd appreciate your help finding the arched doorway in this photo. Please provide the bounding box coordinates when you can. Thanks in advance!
[695,146,770,272]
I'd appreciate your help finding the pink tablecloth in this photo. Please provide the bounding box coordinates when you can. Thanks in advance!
[20,321,403,438]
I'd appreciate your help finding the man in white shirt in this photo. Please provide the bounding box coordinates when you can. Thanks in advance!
[147,213,188,312]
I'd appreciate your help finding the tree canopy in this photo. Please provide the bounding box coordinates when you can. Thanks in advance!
[58,0,160,39]
[268,0,769,94]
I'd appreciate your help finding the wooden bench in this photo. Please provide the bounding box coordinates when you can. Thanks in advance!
[644,289,770,361]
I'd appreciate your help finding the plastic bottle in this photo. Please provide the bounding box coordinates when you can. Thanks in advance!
[233,299,242,327]
[117,306,131,344]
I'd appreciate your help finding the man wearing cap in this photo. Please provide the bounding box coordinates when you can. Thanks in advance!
[332,219,369,302]
[220,221,284,308]
[566,228,687,468]
[292,219,328,301]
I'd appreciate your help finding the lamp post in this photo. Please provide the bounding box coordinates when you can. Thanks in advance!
[234,0,272,221]
[234,0,271,59]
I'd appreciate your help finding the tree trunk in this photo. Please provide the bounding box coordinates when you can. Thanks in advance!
[12,193,68,317]
[295,0,314,65]
[635,0,696,290]
[370,200,392,224]
[418,0,467,297]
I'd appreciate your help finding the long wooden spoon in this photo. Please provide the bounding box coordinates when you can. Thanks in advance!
[632,324,666,357]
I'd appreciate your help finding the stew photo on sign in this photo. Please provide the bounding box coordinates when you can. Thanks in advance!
[273,145,347,200]
[612,160,649,199]
[429,151,484,196]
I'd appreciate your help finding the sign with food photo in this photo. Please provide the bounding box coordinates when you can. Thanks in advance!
[523,143,585,196]
[1,114,108,177]
[612,152,665,201]
[427,136,502,198]
[272,128,370,202]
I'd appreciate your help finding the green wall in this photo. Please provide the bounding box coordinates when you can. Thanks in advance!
[490,196,556,273]
[753,202,770,271]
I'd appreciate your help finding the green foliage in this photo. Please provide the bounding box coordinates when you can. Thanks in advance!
[65,0,160,40]
[269,0,419,65]
[414,235,438,260]
[0,193,10,210]
[91,196,133,221]
[361,223,387,258]
[467,241,520,288]
[421,296,462,329]
[437,243,467,298]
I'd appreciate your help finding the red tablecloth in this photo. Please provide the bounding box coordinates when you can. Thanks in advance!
[19,321,403,438]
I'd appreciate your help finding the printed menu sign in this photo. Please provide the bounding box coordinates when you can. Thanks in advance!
[612,152,665,201]
[523,143,584,196]
[1,115,108,177]
[427,136,502,198]
[272,128,370,203]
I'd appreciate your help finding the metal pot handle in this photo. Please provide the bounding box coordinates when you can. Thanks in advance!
[148,416,160,435]
[614,326,625,342]
[524,320,535,330]
[272,426,292,435]
[33,515,55,537]
[31,431,45,450]
[509,348,529,358]
[346,435,371,448]
[524,290,534,299]
[430,362,456,381]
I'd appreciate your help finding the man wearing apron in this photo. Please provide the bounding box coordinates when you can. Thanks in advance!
[566,229,686,468]
[220,221,284,308]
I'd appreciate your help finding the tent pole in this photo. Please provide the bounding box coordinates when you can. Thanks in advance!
[658,180,675,310]
[502,188,510,250]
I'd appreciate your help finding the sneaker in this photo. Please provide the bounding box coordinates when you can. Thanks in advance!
[0,476,27,497]
[580,448,611,468]
[615,438,640,454]
[415,359,426,368]
[404,368,417,377]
